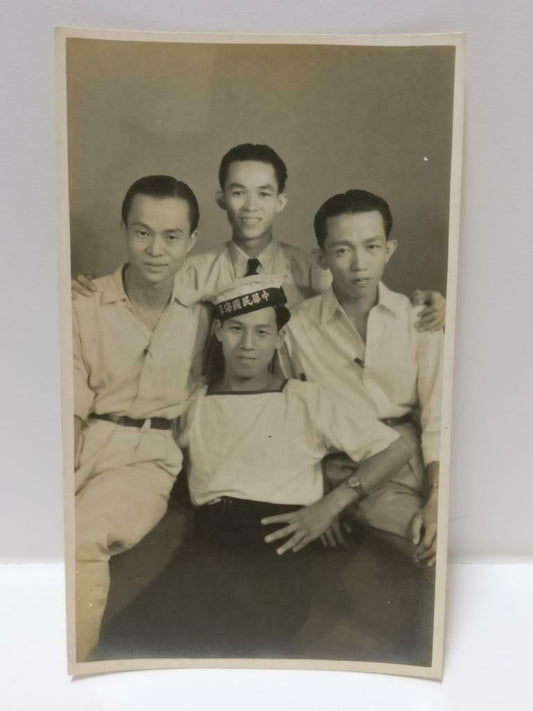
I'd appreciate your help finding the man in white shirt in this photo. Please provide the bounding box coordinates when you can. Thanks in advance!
[94,276,413,659]
[280,189,444,566]
[73,175,208,661]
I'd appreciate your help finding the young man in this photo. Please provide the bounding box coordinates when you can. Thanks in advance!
[73,175,208,661]
[95,276,414,659]
[72,143,446,330]
[280,189,444,566]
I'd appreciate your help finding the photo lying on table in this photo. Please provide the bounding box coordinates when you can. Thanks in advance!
[56,27,464,678]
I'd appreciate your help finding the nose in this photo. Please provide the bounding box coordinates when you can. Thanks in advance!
[243,192,259,211]
[147,234,165,256]
[350,247,367,271]
[240,329,255,350]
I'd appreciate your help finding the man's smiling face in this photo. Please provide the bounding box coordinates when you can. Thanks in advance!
[219,160,287,246]
[124,194,197,287]
[214,306,284,382]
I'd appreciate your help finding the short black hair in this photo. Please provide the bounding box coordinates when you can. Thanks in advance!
[218,144,288,193]
[121,175,200,233]
[314,189,393,250]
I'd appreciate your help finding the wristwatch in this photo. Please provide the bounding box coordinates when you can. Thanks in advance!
[345,474,369,500]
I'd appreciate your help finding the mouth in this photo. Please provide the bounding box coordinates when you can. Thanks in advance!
[239,217,262,225]
[236,355,257,362]
[144,263,168,269]
[350,278,371,286]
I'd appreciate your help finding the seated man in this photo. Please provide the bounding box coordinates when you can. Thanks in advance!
[73,175,208,661]
[95,275,413,660]
[280,189,444,566]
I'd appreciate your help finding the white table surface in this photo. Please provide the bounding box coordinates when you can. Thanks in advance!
[2,562,532,710]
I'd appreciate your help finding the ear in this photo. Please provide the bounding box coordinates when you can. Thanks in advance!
[213,319,223,342]
[186,229,199,254]
[276,325,287,350]
[385,238,398,263]
[275,193,288,214]
[215,189,226,210]
[317,248,329,271]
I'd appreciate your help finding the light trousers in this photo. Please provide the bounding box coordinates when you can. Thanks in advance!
[74,419,182,661]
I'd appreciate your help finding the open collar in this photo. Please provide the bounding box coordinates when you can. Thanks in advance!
[319,281,400,324]
[101,264,199,308]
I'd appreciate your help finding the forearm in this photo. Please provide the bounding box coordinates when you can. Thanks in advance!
[321,435,415,517]
[424,460,440,500]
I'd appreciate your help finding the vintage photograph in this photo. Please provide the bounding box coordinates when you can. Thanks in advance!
[56,29,464,678]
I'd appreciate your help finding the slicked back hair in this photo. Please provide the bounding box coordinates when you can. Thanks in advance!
[314,189,393,249]
[121,175,200,233]
[218,143,288,193]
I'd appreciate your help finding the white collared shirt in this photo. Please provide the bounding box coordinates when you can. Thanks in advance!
[178,380,398,507]
[72,265,210,421]
[280,283,443,466]
[178,238,331,309]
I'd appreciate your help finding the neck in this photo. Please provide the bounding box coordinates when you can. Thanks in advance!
[125,266,174,308]
[332,282,379,318]
[218,369,280,393]
[231,231,273,258]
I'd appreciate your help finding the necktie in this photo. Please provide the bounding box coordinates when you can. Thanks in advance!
[245,258,261,276]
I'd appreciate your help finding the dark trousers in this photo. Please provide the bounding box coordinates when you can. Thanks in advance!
[95,498,316,660]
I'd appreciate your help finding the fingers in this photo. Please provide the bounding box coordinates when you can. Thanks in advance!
[425,553,437,567]
[331,520,347,548]
[414,524,437,564]
[276,531,307,555]
[415,542,436,565]
[410,513,423,546]
[261,513,293,525]
[71,273,98,299]
[322,530,337,548]
[410,289,426,306]
[415,307,444,332]
[263,523,296,543]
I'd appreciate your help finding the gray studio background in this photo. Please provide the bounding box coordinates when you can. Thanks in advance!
[67,40,454,297]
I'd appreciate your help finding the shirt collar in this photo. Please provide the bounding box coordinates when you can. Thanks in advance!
[101,264,199,308]
[227,237,279,275]
[320,281,399,324]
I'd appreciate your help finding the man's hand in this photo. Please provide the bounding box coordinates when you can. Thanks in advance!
[261,498,338,555]
[320,516,351,549]
[410,490,438,566]
[410,290,446,332]
[72,273,98,299]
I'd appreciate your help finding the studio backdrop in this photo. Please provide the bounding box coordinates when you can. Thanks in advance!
[67,40,454,296]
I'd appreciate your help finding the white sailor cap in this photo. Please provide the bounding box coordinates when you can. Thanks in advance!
[209,274,289,323]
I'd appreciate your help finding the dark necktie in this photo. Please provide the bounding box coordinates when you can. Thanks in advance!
[245,258,261,276]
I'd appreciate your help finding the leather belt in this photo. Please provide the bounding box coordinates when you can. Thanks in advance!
[89,413,173,431]
[380,413,412,428]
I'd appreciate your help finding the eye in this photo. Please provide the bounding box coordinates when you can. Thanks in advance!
[335,248,348,256]
[136,230,150,238]
[259,191,272,198]
[165,234,181,243]
[367,244,381,251]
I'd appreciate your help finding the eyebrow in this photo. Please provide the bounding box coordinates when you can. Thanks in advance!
[130,222,184,233]
[227,182,276,191]
[329,236,385,245]
[226,318,274,328]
